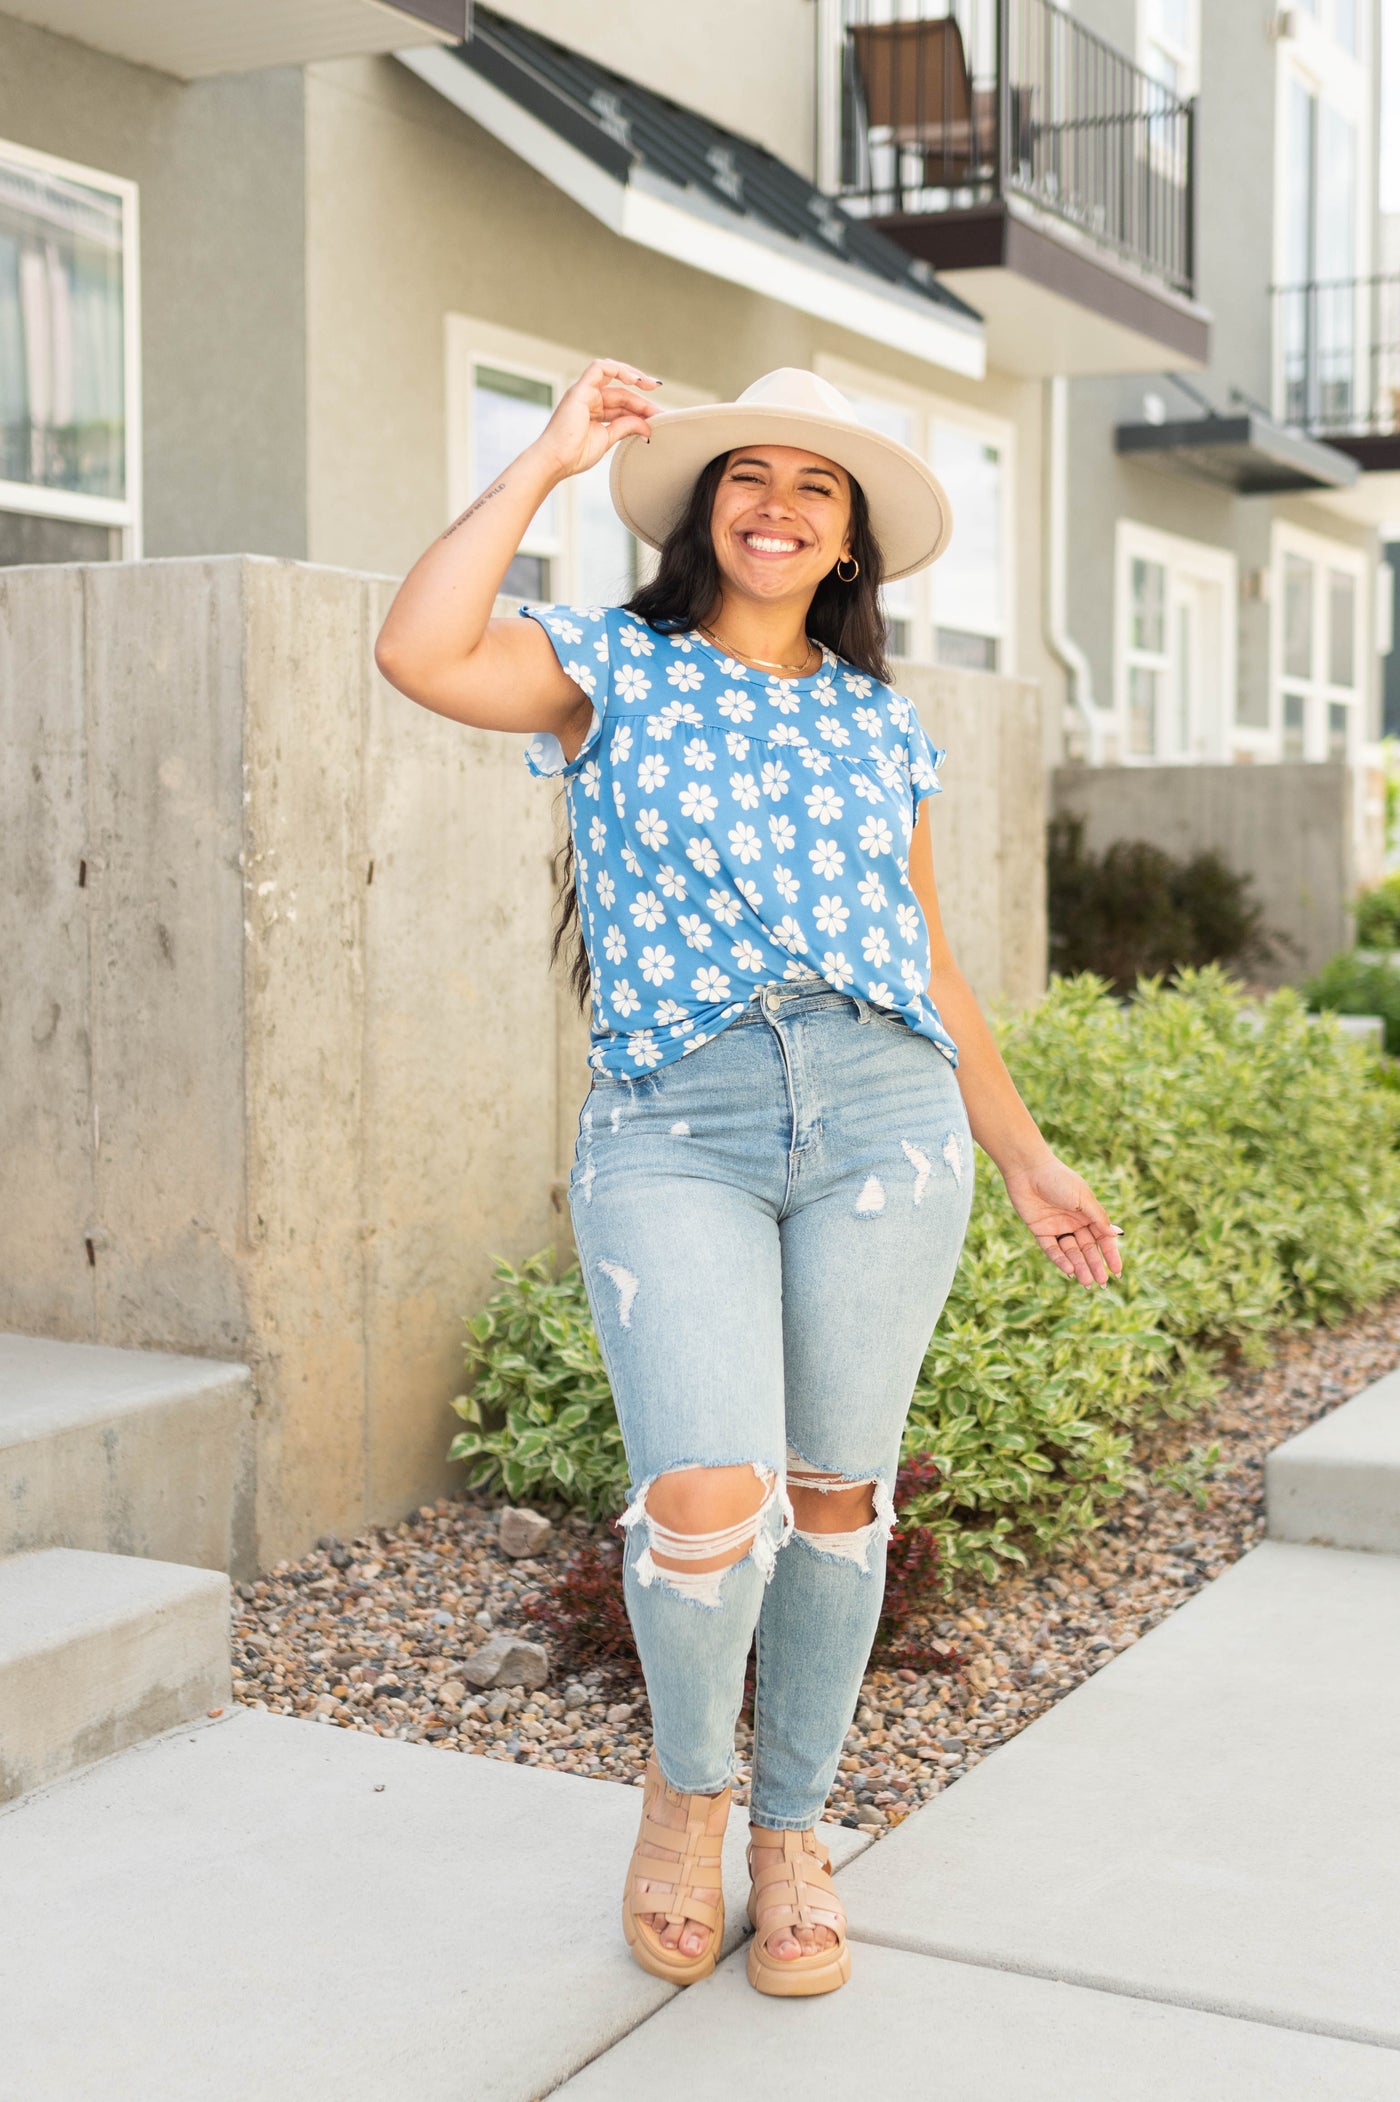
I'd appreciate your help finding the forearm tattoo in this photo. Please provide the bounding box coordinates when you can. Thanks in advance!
[440,481,506,539]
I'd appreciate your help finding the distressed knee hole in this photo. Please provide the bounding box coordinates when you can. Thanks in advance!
[620,1461,793,1608]
[786,1449,896,1572]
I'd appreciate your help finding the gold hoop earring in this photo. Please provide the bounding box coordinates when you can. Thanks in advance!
[835,556,859,583]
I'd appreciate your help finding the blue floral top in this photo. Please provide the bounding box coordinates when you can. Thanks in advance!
[522,603,959,1078]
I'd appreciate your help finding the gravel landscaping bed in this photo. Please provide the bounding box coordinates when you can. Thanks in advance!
[231,1296,1400,1831]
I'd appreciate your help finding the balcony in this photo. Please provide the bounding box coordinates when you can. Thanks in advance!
[835,0,1210,376]
[1271,274,1400,527]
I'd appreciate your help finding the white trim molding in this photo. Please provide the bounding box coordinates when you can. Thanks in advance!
[398,45,985,383]
[0,133,142,559]
[1112,520,1237,765]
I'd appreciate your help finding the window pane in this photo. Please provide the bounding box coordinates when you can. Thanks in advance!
[1334,0,1359,56]
[931,423,1002,643]
[1128,666,1158,755]
[502,551,551,601]
[884,614,911,658]
[0,155,125,500]
[573,455,634,605]
[1131,556,1166,654]
[473,364,556,542]
[1283,553,1313,679]
[935,626,997,671]
[1282,689,1306,759]
[1328,568,1356,686]
[1327,700,1349,759]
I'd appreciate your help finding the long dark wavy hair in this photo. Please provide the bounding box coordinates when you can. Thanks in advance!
[551,450,891,1012]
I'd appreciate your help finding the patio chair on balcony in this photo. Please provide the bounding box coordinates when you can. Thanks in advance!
[850,16,1027,190]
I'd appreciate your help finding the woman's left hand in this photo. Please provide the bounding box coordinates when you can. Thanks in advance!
[1002,1154,1123,1288]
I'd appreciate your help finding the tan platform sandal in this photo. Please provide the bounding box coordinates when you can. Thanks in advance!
[621,1752,731,1985]
[745,1828,852,1997]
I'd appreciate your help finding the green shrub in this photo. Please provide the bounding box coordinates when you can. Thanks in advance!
[1304,948,1400,1057]
[1355,871,1400,950]
[1047,815,1277,993]
[451,972,1400,1587]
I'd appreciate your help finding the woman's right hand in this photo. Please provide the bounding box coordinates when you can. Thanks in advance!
[526,358,664,482]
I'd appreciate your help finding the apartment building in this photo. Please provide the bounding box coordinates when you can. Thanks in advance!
[2,0,1240,771]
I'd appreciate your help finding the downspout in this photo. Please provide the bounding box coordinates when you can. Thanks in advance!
[1043,374,1098,763]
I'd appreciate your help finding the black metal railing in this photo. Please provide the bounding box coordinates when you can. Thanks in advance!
[1272,275,1400,437]
[839,0,1196,297]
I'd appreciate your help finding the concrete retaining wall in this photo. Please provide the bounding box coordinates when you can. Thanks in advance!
[2,557,1044,1568]
[1051,762,1383,985]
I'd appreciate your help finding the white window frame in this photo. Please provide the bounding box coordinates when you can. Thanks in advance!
[814,351,1016,676]
[0,135,142,557]
[446,315,712,604]
[1112,521,1237,765]
[1270,6,1372,426]
[1269,519,1367,763]
[1136,0,1201,100]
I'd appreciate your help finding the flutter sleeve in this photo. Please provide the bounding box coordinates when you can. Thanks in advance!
[903,700,946,816]
[517,603,612,780]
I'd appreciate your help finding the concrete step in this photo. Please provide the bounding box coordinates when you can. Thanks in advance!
[0,1333,254,1576]
[554,1938,1400,2102]
[0,1707,867,2100]
[0,1547,230,1803]
[1267,1367,1400,1553]
[835,1540,1400,2051]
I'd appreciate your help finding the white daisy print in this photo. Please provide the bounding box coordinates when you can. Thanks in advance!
[679,780,718,823]
[805,785,844,824]
[520,603,961,1081]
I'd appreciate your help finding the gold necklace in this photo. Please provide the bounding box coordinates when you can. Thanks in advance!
[698,622,819,676]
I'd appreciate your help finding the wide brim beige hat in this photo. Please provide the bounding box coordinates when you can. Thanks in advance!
[609,367,953,583]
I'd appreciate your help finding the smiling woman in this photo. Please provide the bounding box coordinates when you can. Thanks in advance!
[373,358,1123,2003]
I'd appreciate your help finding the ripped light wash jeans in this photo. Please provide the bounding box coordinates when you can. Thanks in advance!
[568,973,974,1830]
